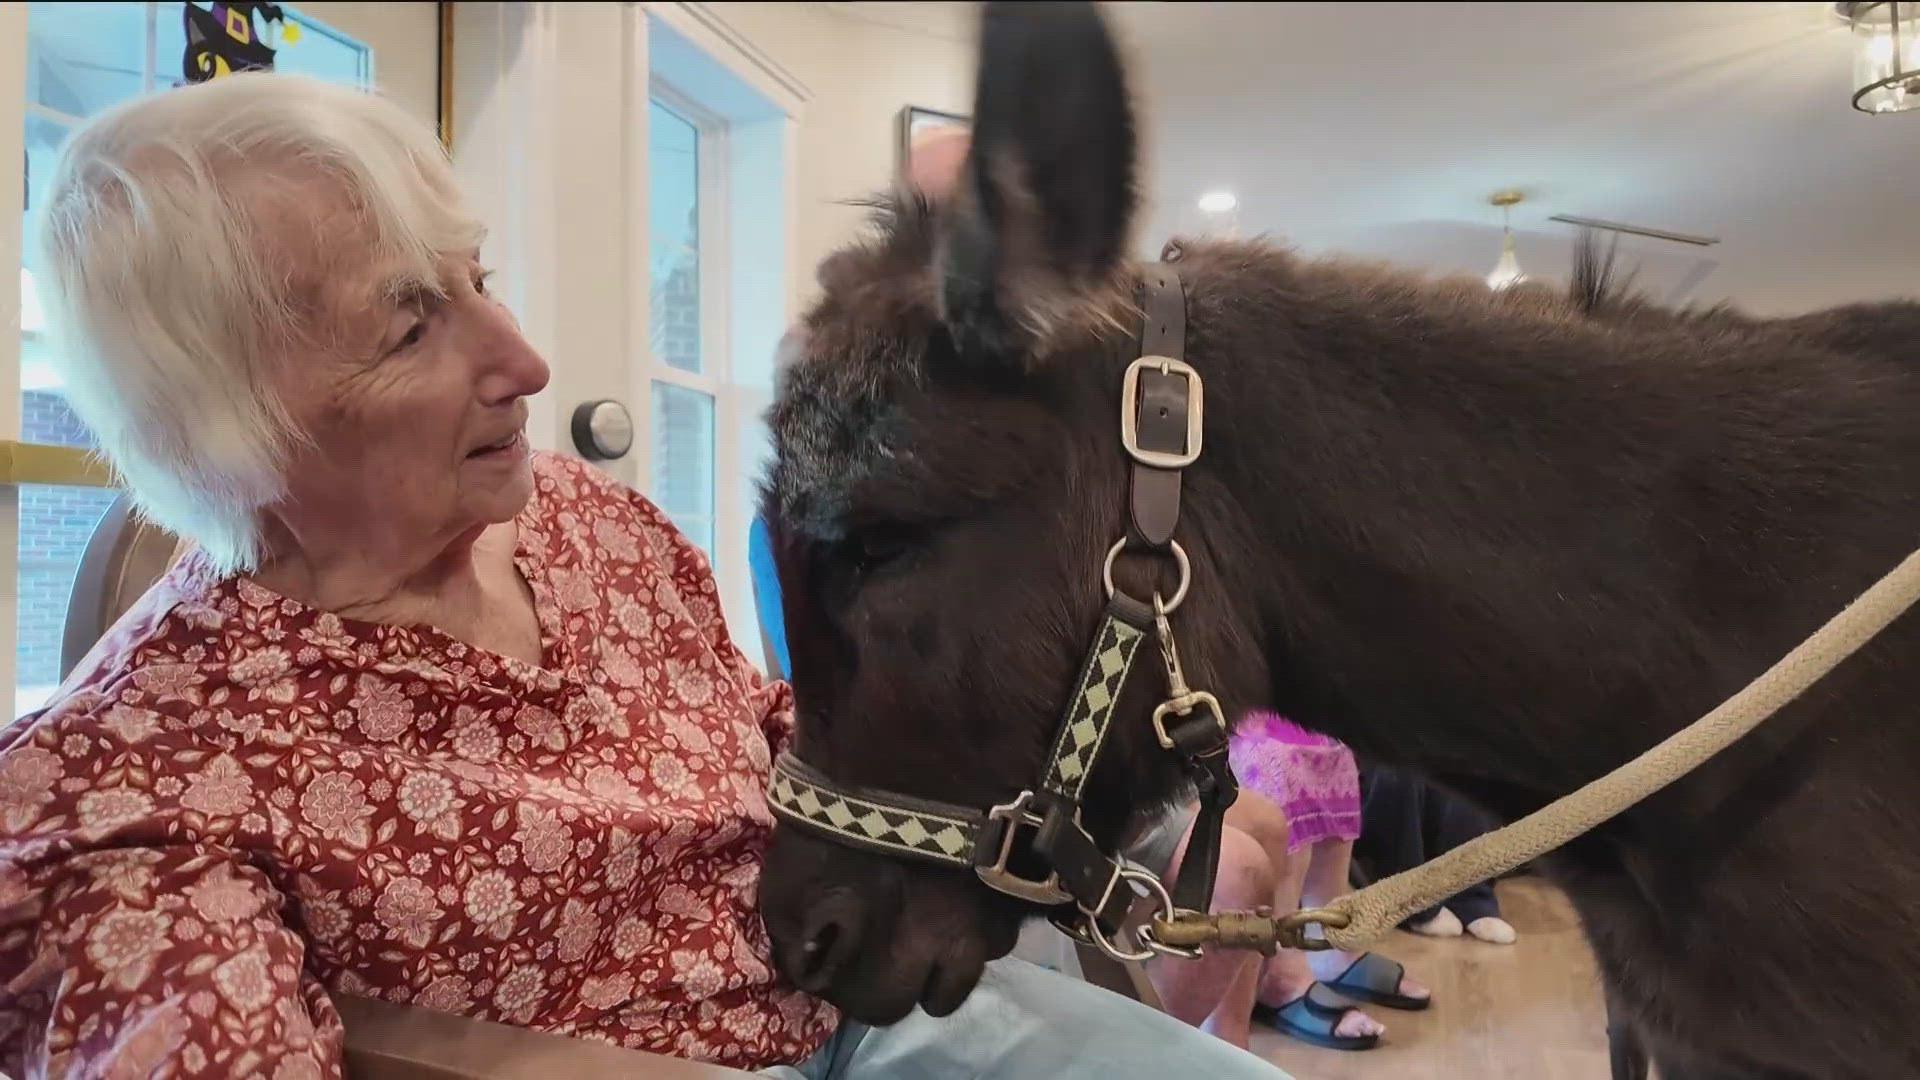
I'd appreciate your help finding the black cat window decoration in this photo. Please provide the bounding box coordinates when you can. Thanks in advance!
[183,2,292,84]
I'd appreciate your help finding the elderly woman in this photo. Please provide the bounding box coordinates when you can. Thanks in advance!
[0,75,1289,1080]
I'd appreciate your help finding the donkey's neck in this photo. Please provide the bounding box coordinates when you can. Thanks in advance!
[1167,244,1919,807]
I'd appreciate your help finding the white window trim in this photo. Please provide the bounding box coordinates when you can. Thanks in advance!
[645,79,729,403]
[636,6,804,660]
[639,3,810,118]
[25,101,80,127]
[642,80,732,573]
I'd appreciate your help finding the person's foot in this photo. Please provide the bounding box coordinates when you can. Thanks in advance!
[1323,1000,1385,1041]
[1260,954,1386,1041]
[1466,915,1517,944]
[1408,907,1463,937]
[1255,991,1386,1046]
[1257,982,1385,1042]
[1308,949,1432,1008]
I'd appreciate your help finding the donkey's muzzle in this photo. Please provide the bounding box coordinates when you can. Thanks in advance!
[760,822,1022,1024]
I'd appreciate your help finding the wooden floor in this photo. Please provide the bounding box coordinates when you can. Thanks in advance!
[1250,878,1612,1080]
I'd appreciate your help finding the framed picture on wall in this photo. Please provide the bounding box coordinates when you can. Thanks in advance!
[437,0,454,151]
[895,105,970,182]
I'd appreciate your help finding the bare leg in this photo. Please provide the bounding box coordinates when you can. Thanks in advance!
[1144,822,1269,1048]
[1301,839,1430,1002]
[1299,838,1356,910]
[1225,791,1388,1041]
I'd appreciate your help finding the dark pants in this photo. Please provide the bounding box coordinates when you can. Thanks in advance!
[1354,765,1502,925]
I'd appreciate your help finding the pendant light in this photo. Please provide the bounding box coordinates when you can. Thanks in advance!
[1486,190,1526,291]
[1841,2,1920,114]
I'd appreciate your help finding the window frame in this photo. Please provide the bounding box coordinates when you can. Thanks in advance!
[643,77,739,580]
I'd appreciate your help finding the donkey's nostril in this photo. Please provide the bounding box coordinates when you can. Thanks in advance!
[801,922,837,965]
[794,897,862,992]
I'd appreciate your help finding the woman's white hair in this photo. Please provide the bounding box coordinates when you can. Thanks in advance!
[36,72,483,575]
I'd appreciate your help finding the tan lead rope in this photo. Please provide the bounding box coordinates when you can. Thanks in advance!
[1151,546,1920,956]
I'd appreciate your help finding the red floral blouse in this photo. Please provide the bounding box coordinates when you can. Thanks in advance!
[0,451,838,1077]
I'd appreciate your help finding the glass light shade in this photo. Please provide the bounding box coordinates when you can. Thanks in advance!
[1845,2,1920,114]
[1486,233,1526,291]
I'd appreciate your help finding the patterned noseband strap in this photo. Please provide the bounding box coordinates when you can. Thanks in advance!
[768,753,983,867]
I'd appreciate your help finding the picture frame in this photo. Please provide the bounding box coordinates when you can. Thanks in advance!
[438,1,456,152]
[895,105,971,180]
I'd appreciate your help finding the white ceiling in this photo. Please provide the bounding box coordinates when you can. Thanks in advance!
[1110,1,1913,314]
[843,1,1912,315]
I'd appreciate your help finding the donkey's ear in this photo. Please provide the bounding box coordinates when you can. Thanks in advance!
[941,1,1136,362]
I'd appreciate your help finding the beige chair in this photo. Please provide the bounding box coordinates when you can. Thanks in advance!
[59,493,185,680]
[338,994,756,1080]
[58,492,757,1079]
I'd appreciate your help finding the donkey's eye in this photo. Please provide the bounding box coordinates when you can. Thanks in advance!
[845,528,917,576]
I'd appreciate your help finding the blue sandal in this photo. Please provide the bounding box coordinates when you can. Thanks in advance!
[1252,983,1380,1051]
[1322,951,1430,1011]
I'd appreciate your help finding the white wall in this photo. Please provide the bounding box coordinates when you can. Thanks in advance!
[451,3,633,479]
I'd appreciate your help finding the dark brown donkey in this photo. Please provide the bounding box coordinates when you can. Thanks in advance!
[754,4,1920,1076]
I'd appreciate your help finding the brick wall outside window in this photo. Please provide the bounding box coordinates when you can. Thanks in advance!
[17,389,116,693]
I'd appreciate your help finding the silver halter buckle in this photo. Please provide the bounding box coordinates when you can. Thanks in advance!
[975,791,1074,905]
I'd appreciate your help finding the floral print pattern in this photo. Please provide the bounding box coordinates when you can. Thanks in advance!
[0,452,837,1077]
[1229,710,1363,853]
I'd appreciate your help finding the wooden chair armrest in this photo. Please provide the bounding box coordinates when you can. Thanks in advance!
[336,993,762,1080]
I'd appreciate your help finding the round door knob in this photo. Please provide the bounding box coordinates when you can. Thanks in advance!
[571,399,634,461]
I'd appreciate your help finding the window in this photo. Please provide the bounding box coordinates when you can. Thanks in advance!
[13,2,369,716]
[645,89,727,563]
[651,100,704,376]
[637,8,796,653]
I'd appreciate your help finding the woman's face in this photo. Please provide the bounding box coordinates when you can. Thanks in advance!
[272,223,551,557]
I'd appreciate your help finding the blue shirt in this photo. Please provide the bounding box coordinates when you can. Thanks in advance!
[748,515,791,680]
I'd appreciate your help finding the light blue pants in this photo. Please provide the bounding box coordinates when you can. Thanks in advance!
[759,957,1293,1080]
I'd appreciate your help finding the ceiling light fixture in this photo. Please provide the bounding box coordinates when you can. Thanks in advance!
[1840,2,1920,114]
[1197,190,1238,214]
[1486,189,1526,291]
